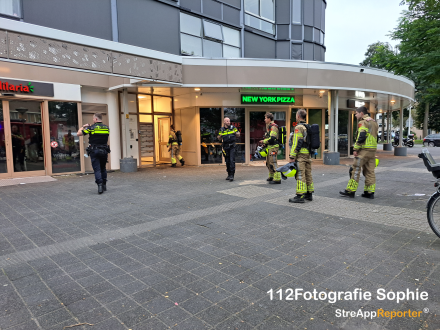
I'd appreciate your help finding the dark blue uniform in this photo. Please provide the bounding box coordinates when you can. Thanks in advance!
[219,125,238,176]
[83,122,110,185]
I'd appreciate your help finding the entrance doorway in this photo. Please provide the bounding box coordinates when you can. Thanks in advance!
[157,117,171,163]
[0,100,45,178]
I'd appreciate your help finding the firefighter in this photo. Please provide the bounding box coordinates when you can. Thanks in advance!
[77,113,110,194]
[168,125,184,167]
[340,106,378,199]
[218,117,240,181]
[289,109,314,203]
[259,112,281,184]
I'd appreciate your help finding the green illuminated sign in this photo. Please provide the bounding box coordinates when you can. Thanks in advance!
[241,95,295,104]
[241,87,295,91]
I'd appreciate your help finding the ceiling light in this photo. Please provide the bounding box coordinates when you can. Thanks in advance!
[194,88,201,91]
[319,90,325,93]
[138,95,146,99]
[390,100,395,104]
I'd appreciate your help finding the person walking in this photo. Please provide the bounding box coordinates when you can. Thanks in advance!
[260,112,281,184]
[218,117,240,181]
[168,125,184,167]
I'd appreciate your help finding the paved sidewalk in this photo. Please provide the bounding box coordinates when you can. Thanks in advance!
[0,147,439,330]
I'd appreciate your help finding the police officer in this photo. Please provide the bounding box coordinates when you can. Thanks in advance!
[77,113,110,194]
[340,106,378,199]
[260,112,281,184]
[289,109,314,203]
[218,117,240,182]
[168,125,184,167]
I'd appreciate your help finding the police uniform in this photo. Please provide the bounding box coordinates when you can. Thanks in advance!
[263,121,281,183]
[83,122,110,193]
[290,121,314,202]
[168,130,184,167]
[218,125,238,181]
[342,114,378,198]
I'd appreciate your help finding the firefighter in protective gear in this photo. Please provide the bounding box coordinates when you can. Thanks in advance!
[259,113,281,184]
[168,125,184,167]
[340,106,378,199]
[77,113,110,194]
[289,109,314,203]
[218,117,240,181]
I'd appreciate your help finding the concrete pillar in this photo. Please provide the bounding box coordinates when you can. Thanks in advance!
[106,91,121,170]
[324,90,340,165]
[394,100,407,156]
[334,90,339,152]
[120,88,137,172]
[383,110,393,151]
[328,91,333,152]
[381,112,385,142]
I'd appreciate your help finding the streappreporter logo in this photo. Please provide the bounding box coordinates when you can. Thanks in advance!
[335,308,428,320]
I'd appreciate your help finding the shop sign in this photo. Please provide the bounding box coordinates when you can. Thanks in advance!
[0,78,54,97]
[241,95,295,105]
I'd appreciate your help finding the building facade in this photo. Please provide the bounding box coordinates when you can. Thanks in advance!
[0,0,414,180]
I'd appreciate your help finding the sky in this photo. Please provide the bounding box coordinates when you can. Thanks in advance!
[325,0,408,65]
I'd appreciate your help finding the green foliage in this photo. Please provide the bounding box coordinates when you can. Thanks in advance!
[361,0,440,130]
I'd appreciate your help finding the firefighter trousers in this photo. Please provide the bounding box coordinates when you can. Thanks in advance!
[295,153,313,194]
[346,149,376,192]
[266,147,280,181]
[171,145,183,164]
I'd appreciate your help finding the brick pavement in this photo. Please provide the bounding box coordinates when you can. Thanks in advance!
[0,146,439,329]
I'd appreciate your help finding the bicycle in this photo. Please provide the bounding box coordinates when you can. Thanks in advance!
[419,148,440,238]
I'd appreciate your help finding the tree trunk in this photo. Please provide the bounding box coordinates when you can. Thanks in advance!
[424,102,429,137]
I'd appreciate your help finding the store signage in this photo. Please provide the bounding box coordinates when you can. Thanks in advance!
[241,95,295,104]
[0,78,54,97]
[241,87,295,92]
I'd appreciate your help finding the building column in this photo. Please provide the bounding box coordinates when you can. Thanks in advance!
[324,90,340,165]
[394,100,407,156]
[106,91,121,169]
[383,110,393,151]
[381,112,385,142]
[120,88,137,172]
[334,90,339,153]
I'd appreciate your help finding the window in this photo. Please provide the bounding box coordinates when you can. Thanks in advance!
[320,31,324,45]
[200,108,222,164]
[292,44,302,60]
[224,108,245,163]
[292,0,301,24]
[0,0,21,18]
[180,12,241,58]
[203,21,223,41]
[244,0,275,34]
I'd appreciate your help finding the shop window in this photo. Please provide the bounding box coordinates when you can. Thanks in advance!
[48,102,80,173]
[292,0,301,24]
[200,108,222,164]
[153,96,172,113]
[139,114,152,123]
[224,108,245,163]
[0,0,21,18]
[138,95,152,113]
[304,26,313,42]
[0,103,6,173]
[250,111,286,161]
[180,12,241,57]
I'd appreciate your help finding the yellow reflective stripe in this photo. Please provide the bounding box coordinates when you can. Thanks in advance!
[270,131,277,137]
[346,179,358,192]
[359,126,369,132]
[290,132,299,157]
[299,148,309,154]
[296,180,307,193]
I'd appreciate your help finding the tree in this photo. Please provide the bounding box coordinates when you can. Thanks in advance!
[360,0,440,136]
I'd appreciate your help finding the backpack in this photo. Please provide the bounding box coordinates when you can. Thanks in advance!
[306,124,320,151]
[176,131,182,145]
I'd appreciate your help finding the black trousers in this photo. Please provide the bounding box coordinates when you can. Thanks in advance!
[224,146,236,173]
[90,149,108,184]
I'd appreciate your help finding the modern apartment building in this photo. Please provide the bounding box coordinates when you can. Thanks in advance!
[0,0,414,179]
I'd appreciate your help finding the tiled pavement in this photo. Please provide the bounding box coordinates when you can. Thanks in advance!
[0,146,440,330]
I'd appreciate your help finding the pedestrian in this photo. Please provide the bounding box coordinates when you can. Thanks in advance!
[77,113,110,194]
[289,109,314,203]
[218,117,240,181]
[340,106,378,199]
[168,125,184,167]
[259,112,281,184]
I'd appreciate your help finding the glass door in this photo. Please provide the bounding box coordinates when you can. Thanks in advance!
[0,101,9,177]
[157,117,171,163]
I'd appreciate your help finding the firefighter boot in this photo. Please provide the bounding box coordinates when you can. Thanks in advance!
[305,192,313,201]
[361,191,374,199]
[339,190,355,198]
[102,179,107,192]
[180,159,185,166]
[289,194,305,203]
[229,172,234,182]
[171,163,176,167]
[269,172,281,184]
[98,184,103,194]
[266,177,273,182]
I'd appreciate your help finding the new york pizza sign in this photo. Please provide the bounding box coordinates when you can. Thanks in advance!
[0,78,54,97]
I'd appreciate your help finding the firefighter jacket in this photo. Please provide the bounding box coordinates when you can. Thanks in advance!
[354,114,378,151]
[219,125,238,147]
[83,122,109,145]
[167,130,178,147]
[263,121,279,149]
[290,121,310,158]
